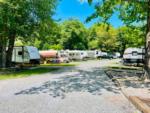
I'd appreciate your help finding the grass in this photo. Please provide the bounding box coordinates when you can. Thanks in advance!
[0,67,59,80]
[0,62,78,80]
[40,63,78,67]
[107,59,143,70]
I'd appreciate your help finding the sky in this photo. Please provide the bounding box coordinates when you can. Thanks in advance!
[53,0,124,28]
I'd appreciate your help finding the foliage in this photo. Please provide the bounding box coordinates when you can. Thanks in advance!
[87,0,147,26]
[60,19,88,50]
[88,0,150,78]
[49,44,63,50]
[88,23,118,52]
[0,0,58,67]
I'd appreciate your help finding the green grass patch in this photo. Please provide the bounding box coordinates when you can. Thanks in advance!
[40,63,78,67]
[107,59,143,70]
[0,67,59,80]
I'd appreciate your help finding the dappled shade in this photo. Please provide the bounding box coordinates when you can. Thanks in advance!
[15,68,120,99]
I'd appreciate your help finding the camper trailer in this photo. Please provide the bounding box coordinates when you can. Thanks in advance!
[114,52,121,58]
[39,50,59,64]
[86,50,101,59]
[95,50,102,58]
[123,47,145,64]
[12,46,40,65]
[58,50,70,63]
[67,50,87,61]
[86,51,95,59]
[39,50,69,64]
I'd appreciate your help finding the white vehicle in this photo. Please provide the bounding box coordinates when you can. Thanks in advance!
[58,50,70,63]
[86,51,95,59]
[113,52,121,58]
[67,50,87,61]
[123,47,145,63]
[99,52,108,58]
[86,50,101,59]
[95,50,102,58]
[12,46,40,64]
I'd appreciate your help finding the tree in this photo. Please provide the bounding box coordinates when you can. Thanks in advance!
[117,26,145,56]
[60,19,88,50]
[0,0,57,68]
[88,23,118,52]
[23,22,61,50]
[88,0,150,78]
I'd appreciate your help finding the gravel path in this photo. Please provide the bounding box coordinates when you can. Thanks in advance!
[0,60,140,113]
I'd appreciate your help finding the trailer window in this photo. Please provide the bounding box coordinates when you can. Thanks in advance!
[18,51,23,55]
[132,51,138,56]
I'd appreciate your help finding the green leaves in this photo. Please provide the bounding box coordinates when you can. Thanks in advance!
[60,19,88,50]
[88,0,92,5]
[87,0,147,26]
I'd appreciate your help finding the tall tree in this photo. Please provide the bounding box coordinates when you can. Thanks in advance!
[60,19,88,50]
[87,0,150,78]
[117,26,145,56]
[0,0,57,68]
[88,23,118,52]
[23,22,61,50]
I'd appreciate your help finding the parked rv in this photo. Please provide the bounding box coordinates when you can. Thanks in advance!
[99,52,108,58]
[114,52,121,58]
[67,50,86,61]
[58,50,70,63]
[123,47,145,64]
[39,50,70,64]
[12,46,40,65]
[95,50,102,59]
[86,50,101,59]
[39,50,59,64]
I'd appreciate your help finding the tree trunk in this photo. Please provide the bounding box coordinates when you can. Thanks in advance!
[6,33,15,67]
[144,0,150,79]
[0,37,7,68]
[0,42,2,68]
[120,43,126,57]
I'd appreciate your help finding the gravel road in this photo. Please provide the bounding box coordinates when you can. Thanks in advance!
[0,60,140,113]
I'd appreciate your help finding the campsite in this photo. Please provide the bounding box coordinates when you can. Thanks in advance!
[0,0,150,113]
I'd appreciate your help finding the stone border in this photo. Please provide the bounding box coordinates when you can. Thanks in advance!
[105,70,150,113]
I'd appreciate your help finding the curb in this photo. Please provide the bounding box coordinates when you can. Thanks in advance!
[129,96,150,113]
[118,81,150,113]
[105,70,150,113]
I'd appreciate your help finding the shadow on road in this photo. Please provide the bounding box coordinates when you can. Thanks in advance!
[15,68,120,99]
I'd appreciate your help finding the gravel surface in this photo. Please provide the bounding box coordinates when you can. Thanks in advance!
[0,60,140,113]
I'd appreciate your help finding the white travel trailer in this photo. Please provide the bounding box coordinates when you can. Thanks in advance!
[67,50,87,61]
[58,50,70,63]
[95,50,102,58]
[12,46,40,64]
[86,50,101,59]
[113,52,121,58]
[123,47,145,64]
[99,52,108,58]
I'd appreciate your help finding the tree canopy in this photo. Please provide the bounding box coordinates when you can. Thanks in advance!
[0,0,58,67]
[87,0,150,78]
[60,19,88,50]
